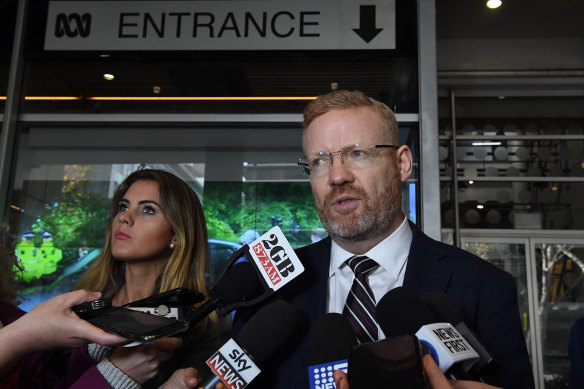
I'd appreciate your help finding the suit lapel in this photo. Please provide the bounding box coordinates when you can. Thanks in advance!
[292,237,331,318]
[403,222,452,295]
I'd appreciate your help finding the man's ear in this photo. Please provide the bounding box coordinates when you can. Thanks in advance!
[397,145,413,183]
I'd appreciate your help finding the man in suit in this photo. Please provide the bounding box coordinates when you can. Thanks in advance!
[233,90,534,388]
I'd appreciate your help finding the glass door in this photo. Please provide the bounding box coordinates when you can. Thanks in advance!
[460,233,584,389]
[532,239,584,389]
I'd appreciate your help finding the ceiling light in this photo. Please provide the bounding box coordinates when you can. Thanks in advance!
[468,180,474,184]
[486,0,502,9]
[103,73,115,81]
[99,54,111,58]
[552,186,558,191]
[472,141,501,146]
[153,86,161,94]
[477,204,484,209]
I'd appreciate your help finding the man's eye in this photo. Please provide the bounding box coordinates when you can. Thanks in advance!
[351,149,369,158]
[311,158,326,167]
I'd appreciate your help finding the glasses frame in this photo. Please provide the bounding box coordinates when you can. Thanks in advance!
[297,144,399,176]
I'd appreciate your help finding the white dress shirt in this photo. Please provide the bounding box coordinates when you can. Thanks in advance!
[326,215,413,339]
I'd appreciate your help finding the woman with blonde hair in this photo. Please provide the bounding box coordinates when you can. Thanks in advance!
[73,168,221,389]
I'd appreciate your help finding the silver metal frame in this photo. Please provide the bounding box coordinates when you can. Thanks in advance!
[461,228,584,389]
[0,0,27,220]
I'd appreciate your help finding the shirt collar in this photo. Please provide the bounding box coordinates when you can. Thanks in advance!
[329,215,412,278]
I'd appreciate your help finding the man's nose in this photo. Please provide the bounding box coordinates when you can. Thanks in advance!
[327,153,354,186]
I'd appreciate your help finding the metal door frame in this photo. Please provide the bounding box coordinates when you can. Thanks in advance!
[460,229,584,389]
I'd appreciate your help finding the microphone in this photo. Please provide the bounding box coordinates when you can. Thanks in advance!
[307,313,356,389]
[420,292,501,382]
[184,261,263,328]
[375,286,437,337]
[376,287,479,380]
[200,299,299,389]
[195,226,306,322]
[347,287,434,389]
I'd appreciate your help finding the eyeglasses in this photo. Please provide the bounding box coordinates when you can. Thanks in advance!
[297,144,399,177]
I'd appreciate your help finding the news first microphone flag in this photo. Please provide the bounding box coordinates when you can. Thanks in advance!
[206,226,304,389]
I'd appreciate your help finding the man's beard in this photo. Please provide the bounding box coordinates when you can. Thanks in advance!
[315,173,402,241]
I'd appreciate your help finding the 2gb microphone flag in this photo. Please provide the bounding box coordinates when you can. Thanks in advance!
[248,226,305,292]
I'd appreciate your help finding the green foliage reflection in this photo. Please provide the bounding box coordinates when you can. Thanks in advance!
[203,182,322,248]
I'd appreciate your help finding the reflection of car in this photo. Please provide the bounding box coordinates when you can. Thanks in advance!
[208,239,242,280]
[19,239,243,312]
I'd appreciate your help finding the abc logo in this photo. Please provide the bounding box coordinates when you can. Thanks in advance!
[54,13,91,38]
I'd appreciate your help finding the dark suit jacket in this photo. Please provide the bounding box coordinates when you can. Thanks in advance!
[569,317,584,389]
[233,222,535,389]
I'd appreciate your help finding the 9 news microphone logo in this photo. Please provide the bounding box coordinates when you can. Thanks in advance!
[308,360,348,389]
[206,339,261,389]
[248,226,305,291]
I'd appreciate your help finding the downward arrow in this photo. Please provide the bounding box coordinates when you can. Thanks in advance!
[352,5,383,43]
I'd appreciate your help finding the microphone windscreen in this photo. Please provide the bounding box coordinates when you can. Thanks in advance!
[420,292,465,324]
[236,299,299,364]
[309,313,356,365]
[214,261,262,304]
[375,286,437,337]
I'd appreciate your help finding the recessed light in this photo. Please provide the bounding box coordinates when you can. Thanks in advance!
[472,141,501,146]
[103,73,115,81]
[486,0,502,9]
[477,204,484,209]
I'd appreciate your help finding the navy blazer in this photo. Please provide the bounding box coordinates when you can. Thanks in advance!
[233,222,535,389]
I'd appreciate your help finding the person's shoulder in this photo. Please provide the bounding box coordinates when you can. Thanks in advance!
[295,237,331,259]
[410,223,509,280]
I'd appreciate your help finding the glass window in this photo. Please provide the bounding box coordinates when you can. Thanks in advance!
[439,96,584,230]
[20,0,419,115]
[10,120,419,310]
[535,242,584,389]
[0,1,17,111]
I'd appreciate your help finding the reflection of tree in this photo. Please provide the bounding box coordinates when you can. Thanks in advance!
[464,242,490,261]
[539,244,584,315]
[538,244,584,384]
[30,165,110,271]
[203,182,321,247]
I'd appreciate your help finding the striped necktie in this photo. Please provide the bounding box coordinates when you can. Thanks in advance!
[342,255,380,344]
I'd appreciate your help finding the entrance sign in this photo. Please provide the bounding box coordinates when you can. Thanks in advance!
[44,0,395,51]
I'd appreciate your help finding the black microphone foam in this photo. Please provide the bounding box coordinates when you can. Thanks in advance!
[184,262,262,328]
[375,286,437,337]
[200,299,299,389]
[236,299,300,365]
[309,313,356,365]
[419,292,465,324]
[214,261,262,304]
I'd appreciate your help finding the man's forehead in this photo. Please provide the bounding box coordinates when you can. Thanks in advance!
[303,117,385,154]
